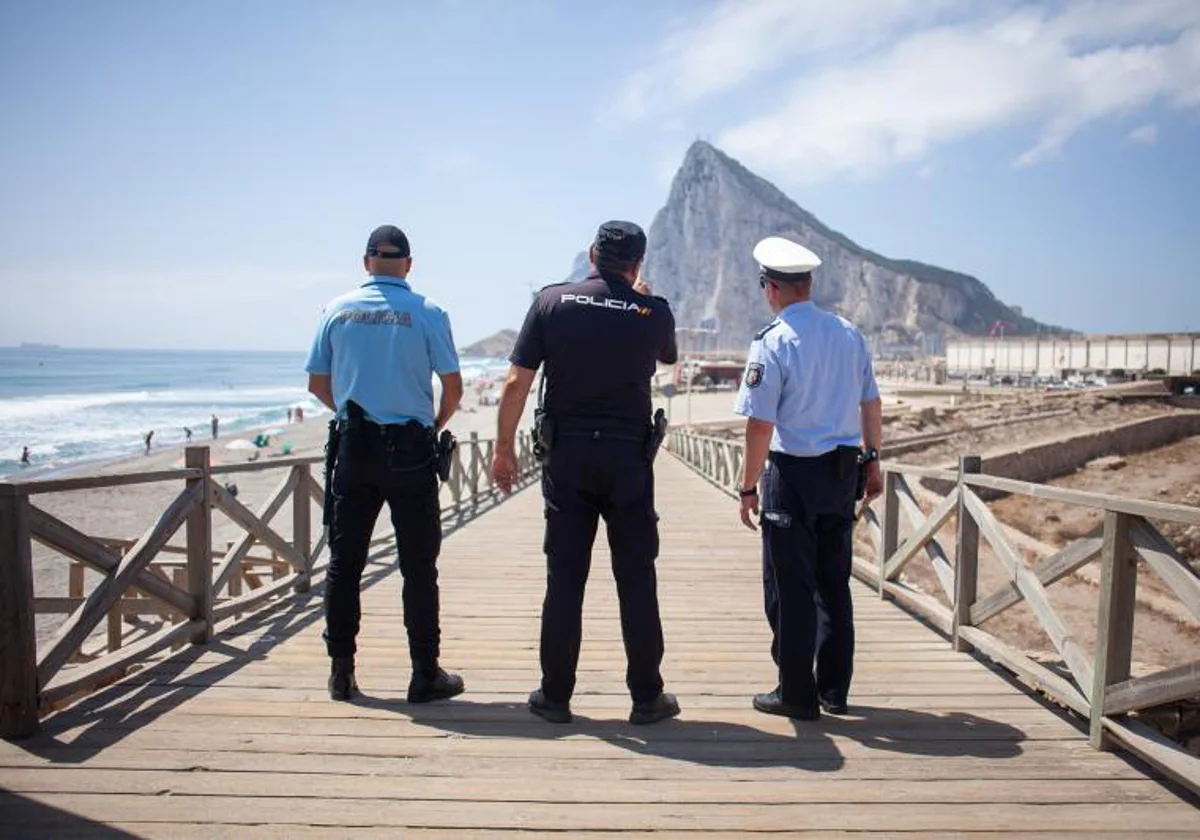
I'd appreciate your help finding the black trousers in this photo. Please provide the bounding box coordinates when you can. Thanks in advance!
[540,436,665,704]
[760,448,858,709]
[324,424,442,669]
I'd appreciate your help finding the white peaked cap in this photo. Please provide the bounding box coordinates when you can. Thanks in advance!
[753,236,821,275]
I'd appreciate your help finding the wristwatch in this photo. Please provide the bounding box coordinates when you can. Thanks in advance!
[739,486,759,498]
[860,447,880,465]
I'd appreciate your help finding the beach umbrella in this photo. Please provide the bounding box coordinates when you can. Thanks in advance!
[225,439,256,451]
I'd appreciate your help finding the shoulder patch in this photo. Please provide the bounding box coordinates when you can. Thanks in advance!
[754,320,781,341]
[744,363,765,389]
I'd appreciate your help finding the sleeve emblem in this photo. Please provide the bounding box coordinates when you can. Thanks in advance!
[745,363,765,389]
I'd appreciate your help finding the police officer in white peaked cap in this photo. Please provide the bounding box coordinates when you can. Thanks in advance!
[733,235,884,720]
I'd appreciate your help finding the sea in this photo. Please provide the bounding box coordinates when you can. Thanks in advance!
[0,346,510,479]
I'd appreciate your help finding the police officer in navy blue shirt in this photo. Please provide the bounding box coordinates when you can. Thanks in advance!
[306,224,466,704]
[491,221,681,725]
[734,236,884,720]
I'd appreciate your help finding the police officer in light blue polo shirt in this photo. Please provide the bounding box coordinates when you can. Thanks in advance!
[733,235,884,721]
[306,224,465,704]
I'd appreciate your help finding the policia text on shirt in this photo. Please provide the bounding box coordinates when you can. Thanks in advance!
[305,225,466,705]
[492,220,681,727]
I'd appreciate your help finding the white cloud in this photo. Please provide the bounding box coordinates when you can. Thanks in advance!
[1128,123,1160,145]
[611,0,1200,181]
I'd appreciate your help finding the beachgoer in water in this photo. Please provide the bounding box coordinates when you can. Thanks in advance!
[184,427,193,442]
[144,430,154,455]
[287,408,294,423]
[20,446,31,466]
[211,414,219,439]
[294,406,304,422]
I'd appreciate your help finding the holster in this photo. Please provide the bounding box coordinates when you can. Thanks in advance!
[322,418,340,527]
[645,408,668,462]
[533,410,556,460]
[436,430,457,482]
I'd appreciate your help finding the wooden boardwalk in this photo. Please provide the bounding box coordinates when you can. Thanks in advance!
[1,456,1198,837]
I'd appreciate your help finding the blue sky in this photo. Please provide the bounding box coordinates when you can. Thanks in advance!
[1,0,1197,351]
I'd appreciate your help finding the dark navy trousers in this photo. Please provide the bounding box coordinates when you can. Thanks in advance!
[324,424,442,669]
[539,436,665,704]
[760,448,858,710]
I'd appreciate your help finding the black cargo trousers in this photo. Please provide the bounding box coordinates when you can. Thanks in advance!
[324,419,442,671]
[760,447,859,711]
[539,434,665,704]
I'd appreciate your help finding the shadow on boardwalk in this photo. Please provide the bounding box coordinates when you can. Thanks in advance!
[395,698,1026,771]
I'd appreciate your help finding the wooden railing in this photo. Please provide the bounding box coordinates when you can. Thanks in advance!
[667,428,1200,794]
[0,431,538,738]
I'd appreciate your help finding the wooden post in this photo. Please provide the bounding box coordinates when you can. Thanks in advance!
[469,432,481,499]
[953,455,982,652]
[1090,510,1139,749]
[185,447,213,644]
[0,488,40,738]
[878,471,900,598]
[292,464,312,594]
[107,605,122,653]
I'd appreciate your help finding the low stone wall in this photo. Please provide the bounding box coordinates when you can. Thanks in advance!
[926,411,1200,495]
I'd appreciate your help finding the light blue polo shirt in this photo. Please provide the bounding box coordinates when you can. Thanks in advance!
[305,276,459,426]
[734,301,879,456]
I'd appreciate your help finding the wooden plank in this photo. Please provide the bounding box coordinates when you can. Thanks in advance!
[1106,661,1200,716]
[880,581,954,634]
[882,484,958,580]
[13,469,202,496]
[0,492,39,738]
[886,462,960,481]
[954,455,981,652]
[1102,717,1200,797]
[41,620,205,705]
[970,534,1103,625]
[963,488,1095,701]
[212,468,298,595]
[212,572,301,623]
[893,476,956,599]
[207,455,322,477]
[209,479,307,571]
[293,464,312,594]
[879,471,900,594]
[26,505,197,614]
[184,447,213,645]
[1091,511,1139,747]
[957,626,1090,717]
[1130,518,1200,622]
[34,482,200,688]
[964,473,1200,525]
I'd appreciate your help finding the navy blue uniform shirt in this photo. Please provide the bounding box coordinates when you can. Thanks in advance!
[511,273,678,432]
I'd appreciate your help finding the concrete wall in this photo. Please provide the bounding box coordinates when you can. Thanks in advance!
[925,412,1200,495]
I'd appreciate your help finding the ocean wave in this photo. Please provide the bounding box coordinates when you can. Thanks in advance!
[0,385,310,422]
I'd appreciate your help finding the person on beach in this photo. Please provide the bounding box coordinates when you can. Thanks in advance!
[184,427,193,442]
[211,414,219,439]
[491,221,680,726]
[734,236,883,721]
[306,224,465,704]
[287,408,294,424]
[20,446,31,466]
[143,430,154,455]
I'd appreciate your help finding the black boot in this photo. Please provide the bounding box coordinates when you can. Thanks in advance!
[407,667,465,703]
[528,688,572,724]
[753,689,819,720]
[630,692,681,725]
[328,656,357,702]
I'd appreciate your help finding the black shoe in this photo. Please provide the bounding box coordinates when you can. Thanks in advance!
[407,668,465,703]
[528,688,572,724]
[630,692,681,725]
[328,657,358,702]
[820,698,849,715]
[753,689,819,720]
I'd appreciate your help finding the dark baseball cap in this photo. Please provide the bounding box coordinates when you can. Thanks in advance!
[365,225,411,258]
[593,220,646,264]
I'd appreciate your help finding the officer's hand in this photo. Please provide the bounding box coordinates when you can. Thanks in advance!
[633,278,652,295]
[492,450,518,495]
[864,462,884,504]
[739,491,759,531]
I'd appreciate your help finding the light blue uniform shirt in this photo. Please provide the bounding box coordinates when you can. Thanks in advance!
[734,301,879,456]
[305,276,459,427]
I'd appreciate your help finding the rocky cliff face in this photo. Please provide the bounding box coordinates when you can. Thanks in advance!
[568,142,1063,351]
